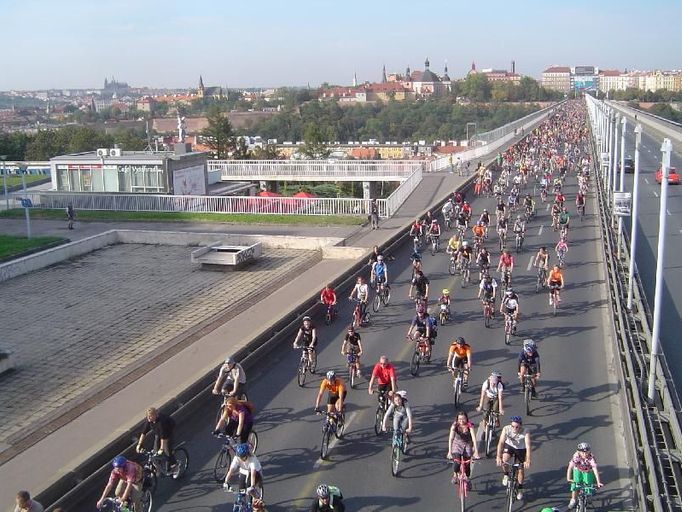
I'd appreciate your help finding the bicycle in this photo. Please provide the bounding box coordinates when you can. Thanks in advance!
[99,494,152,512]
[430,235,440,255]
[408,333,431,376]
[482,407,500,457]
[448,254,458,276]
[294,346,316,387]
[572,481,597,512]
[412,234,423,253]
[483,298,495,328]
[346,351,360,389]
[514,231,524,253]
[389,424,409,477]
[138,443,189,494]
[223,486,263,512]
[323,303,336,326]
[372,281,391,312]
[451,456,475,512]
[460,258,471,287]
[439,303,450,326]
[451,366,467,408]
[535,267,548,293]
[577,202,585,221]
[503,461,523,512]
[498,230,507,251]
[374,388,390,436]
[317,409,345,459]
[503,313,516,345]
[213,432,259,483]
[549,284,561,316]
[520,364,537,416]
[350,298,371,328]
[501,269,512,292]
[557,246,567,268]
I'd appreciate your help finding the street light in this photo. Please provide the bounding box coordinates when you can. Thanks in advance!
[647,137,673,403]
[466,122,477,144]
[627,124,643,310]
[617,116,627,258]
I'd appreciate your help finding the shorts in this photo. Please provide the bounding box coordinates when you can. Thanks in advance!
[504,307,517,316]
[225,419,254,444]
[549,281,561,289]
[570,469,596,492]
[327,390,348,405]
[452,356,468,369]
[483,397,500,418]
[503,444,527,463]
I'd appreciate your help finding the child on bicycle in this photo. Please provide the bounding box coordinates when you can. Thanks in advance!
[566,442,604,509]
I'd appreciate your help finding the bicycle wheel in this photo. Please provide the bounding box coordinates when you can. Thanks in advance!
[363,311,371,326]
[297,360,307,387]
[504,327,511,346]
[309,352,317,374]
[213,447,230,483]
[409,351,420,376]
[462,269,469,288]
[320,428,331,459]
[440,311,447,326]
[525,383,531,416]
[382,287,391,305]
[506,482,515,512]
[374,406,383,436]
[144,470,158,496]
[349,365,356,389]
[576,494,587,512]
[172,447,189,479]
[335,413,345,439]
[459,477,467,512]
[454,378,462,408]
[485,425,495,457]
[248,430,259,453]
[372,293,381,313]
[484,310,491,328]
[138,489,153,512]
[325,311,332,326]
[214,403,225,429]
[431,242,437,256]
[391,444,400,477]
[448,258,457,275]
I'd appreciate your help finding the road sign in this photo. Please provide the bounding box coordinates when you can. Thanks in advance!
[20,198,33,208]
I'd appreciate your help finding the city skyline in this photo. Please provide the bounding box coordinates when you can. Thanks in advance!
[2,0,681,91]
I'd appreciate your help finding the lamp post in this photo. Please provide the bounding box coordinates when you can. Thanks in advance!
[466,122,477,145]
[647,138,673,403]
[1,155,7,211]
[606,111,614,198]
[617,116,627,258]
[627,124,643,310]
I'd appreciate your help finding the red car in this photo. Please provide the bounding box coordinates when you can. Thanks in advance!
[655,166,680,185]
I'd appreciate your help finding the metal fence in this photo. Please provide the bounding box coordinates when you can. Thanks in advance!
[209,159,423,181]
[10,191,394,218]
[472,102,560,145]
[385,167,423,216]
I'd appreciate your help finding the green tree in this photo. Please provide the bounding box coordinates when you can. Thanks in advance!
[114,128,147,151]
[299,122,330,159]
[460,74,492,102]
[251,144,282,160]
[200,106,236,158]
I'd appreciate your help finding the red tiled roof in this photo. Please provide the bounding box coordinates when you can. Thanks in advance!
[600,69,622,76]
[543,66,570,73]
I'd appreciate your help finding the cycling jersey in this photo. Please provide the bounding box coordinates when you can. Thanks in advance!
[320,288,336,305]
[478,252,490,265]
[559,213,570,224]
[412,275,429,295]
[141,412,175,440]
[320,378,346,396]
[411,315,428,333]
[439,295,450,305]
[352,283,369,300]
[500,254,513,267]
[447,238,460,251]
[344,332,361,351]
[108,461,143,486]
[518,350,540,371]
[450,423,475,456]
[571,452,598,472]
[548,270,563,282]
[429,226,441,236]
[458,246,473,260]
[472,225,485,238]
[229,453,262,475]
[373,262,386,277]
[479,279,497,296]
[217,362,248,385]
[513,222,525,233]
[449,343,471,358]
[498,218,508,229]
[371,363,396,385]
[502,424,528,450]
[482,378,504,399]
[504,298,519,311]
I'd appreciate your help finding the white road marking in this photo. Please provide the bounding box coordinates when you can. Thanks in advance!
[667,209,671,216]
[538,225,544,237]
[526,256,534,271]
[644,178,649,184]
[653,191,659,198]
[545,204,550,211]
[313,411,357,468]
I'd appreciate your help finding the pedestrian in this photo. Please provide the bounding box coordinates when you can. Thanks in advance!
[449,155,454,174]
[66,203,75,230]
[370,199,379,230]
[14,491,44,512]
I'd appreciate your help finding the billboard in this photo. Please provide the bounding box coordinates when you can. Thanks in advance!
[573,76,597,91]
[574,66,595,75]
[173,165,206,195]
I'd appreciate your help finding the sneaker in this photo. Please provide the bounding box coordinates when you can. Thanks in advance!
[516,490,523,500]
[549,298,553,306]
[531,388,538,398]
[171,463,180,479]
[502,475,509,486]
[568,498,576,509]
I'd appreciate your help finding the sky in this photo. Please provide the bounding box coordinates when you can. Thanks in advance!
[1,0,681,91]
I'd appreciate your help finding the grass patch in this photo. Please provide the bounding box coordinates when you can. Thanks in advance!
[2,175,48,187]
[0,234,66,260]
[0,208,365,226]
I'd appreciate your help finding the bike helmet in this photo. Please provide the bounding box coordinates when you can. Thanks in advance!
[112,455,127,468]
[540,508,560,512]
[377,255,384,261]
[456,336,466,345]
[235,443,250,458]
[347,325,355,333]
[483,208,488,213]
[303,316,312,322]
[477,221,483,226]
[510,415,523,424]
[516,215,521,220]
[224,355,234,365]
[523,338,536,349]
[462,241,469,247]
[316,484,330,498]
[577,442,591,452]
[442,289,450,295]
[491,370,502,378]
[326,370,336,381]
[411,251,421,261]
[395,390,408,399]
[505,289,513,297]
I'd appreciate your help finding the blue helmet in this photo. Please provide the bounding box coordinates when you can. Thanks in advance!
[510,415,522,424]
[112,455,127,468]
[235,443,250,458]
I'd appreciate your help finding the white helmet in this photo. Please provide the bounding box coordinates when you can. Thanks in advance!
[395,390,408,399]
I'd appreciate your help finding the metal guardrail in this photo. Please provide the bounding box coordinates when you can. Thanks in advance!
[472,101,560,145]
[610,101,682,129]
[385,167,423,216]
[210,159,423,181]
[587,99,682,511]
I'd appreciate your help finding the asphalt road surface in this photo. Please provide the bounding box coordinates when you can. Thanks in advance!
[616,121,682,386]
[77,170,633,511]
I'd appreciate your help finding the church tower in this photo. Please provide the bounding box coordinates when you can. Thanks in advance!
[198,75,205,98]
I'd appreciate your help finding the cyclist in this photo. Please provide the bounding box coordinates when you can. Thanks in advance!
[442,199,454,222]
[66,203,75,230]
[512,215,526,244]
[341,325,363,378]
[501,289,520,333]
[497,215,508,246]
[446,233,461,258]
[311,484,345,512]
[477,247,491,279]
[135,407,177,475]
[558,207,570,234]
[382,390,413,438]
[478,209,490,232]
[410,251,423,280]
[478,272,498,312]
[367,245,382,266]
[315,370,346,415]
[476,370,505,429]
[409,217,424,241]
[222,443,264,499]
[438,288,452,319]
[534,246,549,272]
[567,442,604,509]
[576,190,586,213]
[293,316,318,369]
[461,200,472,224]
[497,415,532,501]
[547,265,564,306]
[447,411,480,486]
[555,237,568,267]
[457,240,474,272]
[551,201,562,230]
[406,309,431,347]
[472,221,486,244]
[496,198,507,221]
[555,190,566,208]
[215,396,255,444]
[212,355,247,398]
[409,270,430,303]
[320,284,337,314]
[371,254,389,289]
[349,276,370,316]
[497,249,514,286]
[447,337,472,387]
[368,355,397,400]
[96,456,144,511]
[14,492,43,512]
[455,209,468,234]
[523,194,535,218]
[518,339,541,397]
[427,218,442,246]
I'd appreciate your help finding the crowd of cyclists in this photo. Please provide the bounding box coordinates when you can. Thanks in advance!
[95,101,604,512]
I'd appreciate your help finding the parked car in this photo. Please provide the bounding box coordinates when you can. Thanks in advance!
[620,157,635,173]
[655,166,680,185]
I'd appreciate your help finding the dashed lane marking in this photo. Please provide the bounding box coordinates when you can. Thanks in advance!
[538,225,544,237]
[526,256,534,271]
[644,178,649,184]
[653,191,659,198]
